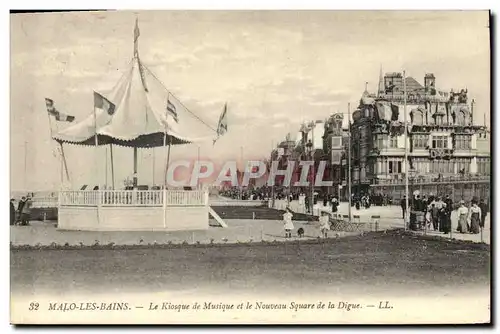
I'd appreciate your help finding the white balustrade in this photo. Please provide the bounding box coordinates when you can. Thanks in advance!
[58,190,206,207]
[31,197,58,208]
[59,191,99,206]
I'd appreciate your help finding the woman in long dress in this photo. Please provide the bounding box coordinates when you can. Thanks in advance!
[283,207,294,238]
[468,200,482,234]
[456,200,469,234]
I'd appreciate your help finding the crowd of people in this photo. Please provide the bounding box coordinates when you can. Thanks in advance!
[401,193,489,234]
[10,195,33,226]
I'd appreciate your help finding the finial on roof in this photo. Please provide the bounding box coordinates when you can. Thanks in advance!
[133,17,140,58]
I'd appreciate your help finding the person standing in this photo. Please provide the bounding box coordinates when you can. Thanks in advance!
[400,195,407,220]
[430,203,439,231]
[443,195,453,234]
[479,198,488,230]
[283,207,294,238]
[10,199,16,226]
[304,196,310,214]
[319,211,330,238]
[456,200,469,234]
[468,200,482,234]
[331,197,339,213]
[17,197,26,224]
[21,196,33,226]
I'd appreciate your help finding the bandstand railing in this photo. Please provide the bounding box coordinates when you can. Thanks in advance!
[59,190,207,207]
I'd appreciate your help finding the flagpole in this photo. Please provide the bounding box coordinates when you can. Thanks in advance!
[105,146,108,189]
[93,103,101,224]
[269,140,276,209]
[110,144,115,190]
[24,140,28,191]
[45,101,59,189]
[197,145,201,189]
[403,70,409,231]
[133,147,138,188]
[348,103,352,223]
[240,146,243,200]
[59,146,63,184]
[152,148,155,187]
[310,121,315,215]
[162,93,170,229]
[59,142,70,182]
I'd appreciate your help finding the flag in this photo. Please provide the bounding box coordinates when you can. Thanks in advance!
[94,92,116,115]
[166,98,179,123]
[213,103,228,146]
[217,103,228,136]
[45,98,75,122]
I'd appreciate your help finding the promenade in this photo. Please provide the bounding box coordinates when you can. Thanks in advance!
[274,200,490,244]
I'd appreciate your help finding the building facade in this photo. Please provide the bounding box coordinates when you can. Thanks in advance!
[350,72,491,202]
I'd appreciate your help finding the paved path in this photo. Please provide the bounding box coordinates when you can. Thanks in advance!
[10,219,361,247]
[274,200,403,219]
[414,211,491,244]
[275,200,490,244]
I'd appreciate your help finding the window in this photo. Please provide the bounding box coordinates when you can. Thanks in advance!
[456,111,467,126]
[455,158,471,174]
[413,134,429,149]
[389,137,398,148]
[432,135,448,149]
[434,115,443,125]
[412,110,424,125]
[374,135,385,150]
[455,135,471,150]
[477,158,490,175]
[388,159,402,174]
[430,160,454,174]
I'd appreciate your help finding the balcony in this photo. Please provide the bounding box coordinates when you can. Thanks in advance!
[368,148,381,157]
[372,174,490,186]
[428,148,454,159]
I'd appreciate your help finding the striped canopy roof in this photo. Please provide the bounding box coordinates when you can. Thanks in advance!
[53,57,217,148]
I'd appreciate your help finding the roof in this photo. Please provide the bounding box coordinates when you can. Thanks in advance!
[53,57,216,148]
[405,76,425,92]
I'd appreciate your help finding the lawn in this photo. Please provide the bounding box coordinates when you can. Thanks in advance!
[11,230,490,298]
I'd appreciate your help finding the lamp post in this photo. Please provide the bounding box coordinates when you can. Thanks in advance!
[306,138,314,214]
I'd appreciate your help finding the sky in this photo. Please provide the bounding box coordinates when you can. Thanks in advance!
[10,10,490,191]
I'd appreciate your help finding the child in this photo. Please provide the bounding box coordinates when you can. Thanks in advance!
[319,211,330,238]
[283,207,294,238]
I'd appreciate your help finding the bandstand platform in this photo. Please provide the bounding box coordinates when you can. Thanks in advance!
[58,189,209,231]
[44,19,227,233]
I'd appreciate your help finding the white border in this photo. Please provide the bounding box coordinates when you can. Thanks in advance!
[3,2,498,331]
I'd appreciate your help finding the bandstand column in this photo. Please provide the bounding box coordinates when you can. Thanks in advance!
[133,147,138,187]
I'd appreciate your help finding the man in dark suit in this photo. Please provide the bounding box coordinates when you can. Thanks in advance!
[17,197,26,224]
[10,199,16,225]
[442,194,453,233]
[479,198,489,230]
[400,195,407,219]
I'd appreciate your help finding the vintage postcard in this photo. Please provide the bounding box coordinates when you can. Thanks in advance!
[10,10,491,324]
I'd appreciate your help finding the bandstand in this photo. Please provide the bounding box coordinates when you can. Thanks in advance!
[51,19,222,231]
